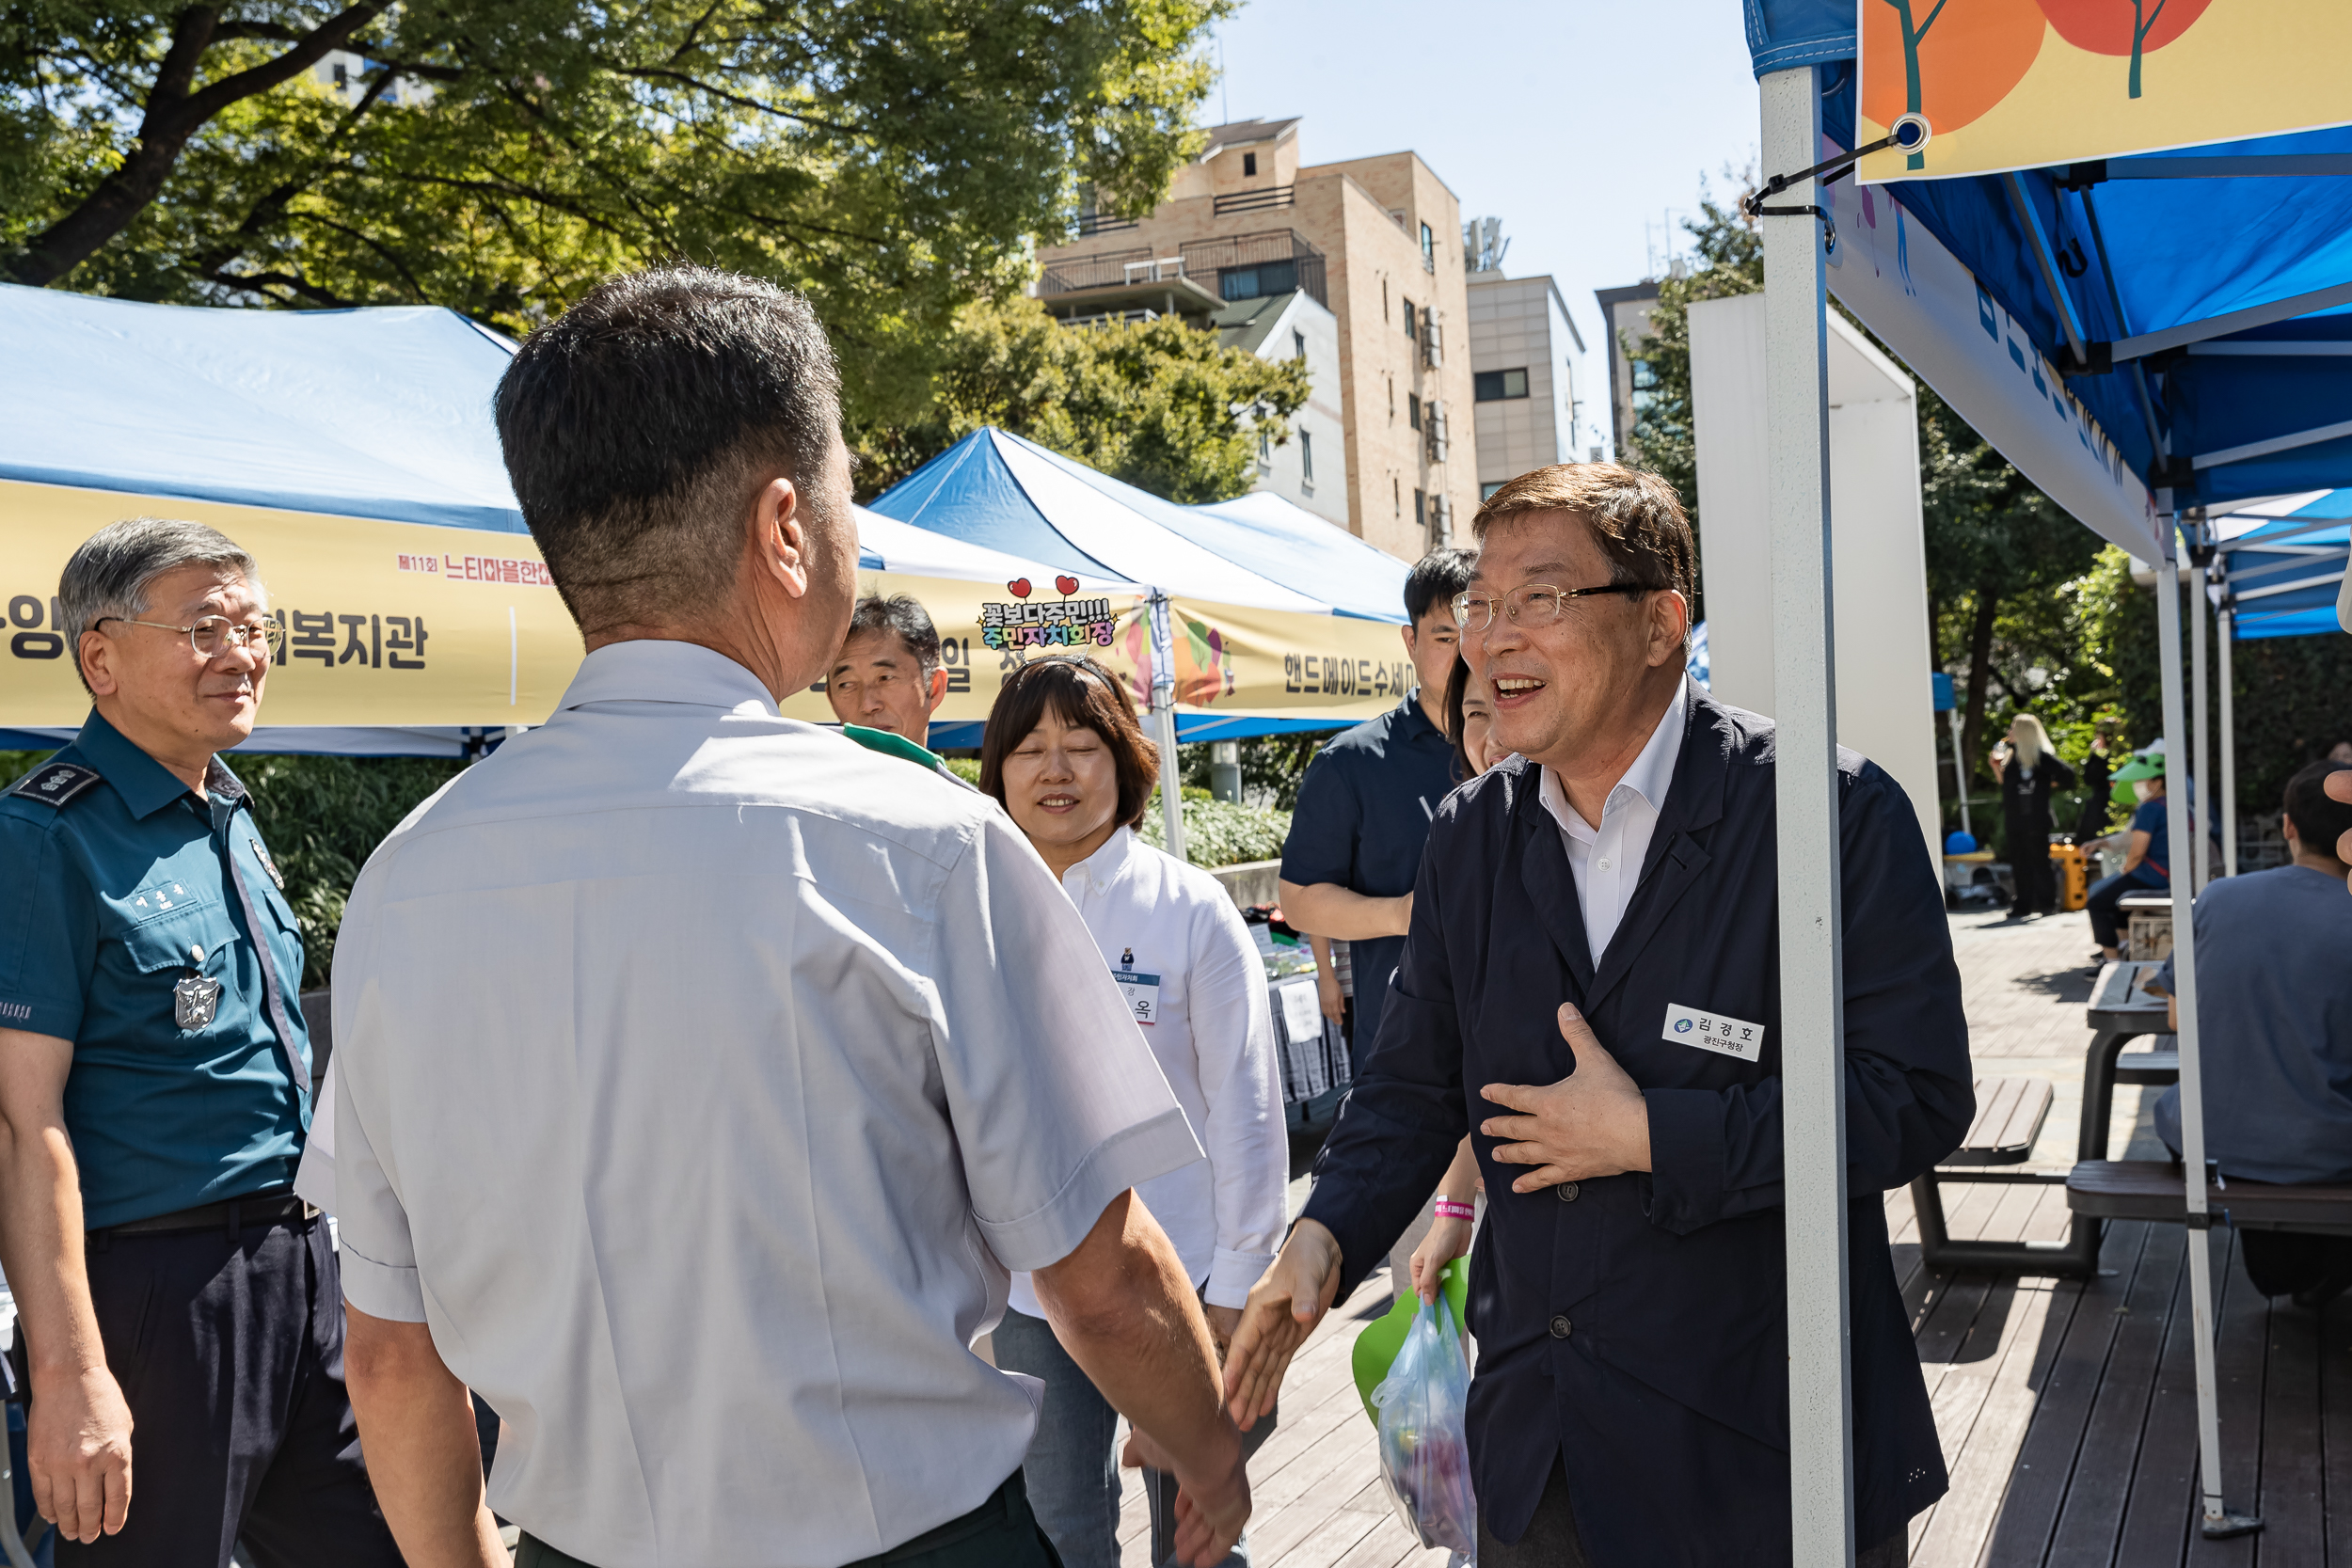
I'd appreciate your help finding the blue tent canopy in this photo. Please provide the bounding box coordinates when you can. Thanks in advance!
[1738,8,2352,516]
[0,282,530,533]
[2214,491,2352,640]
[869,428,1406,620]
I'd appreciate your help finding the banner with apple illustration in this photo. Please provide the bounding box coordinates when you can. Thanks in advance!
[1855,0,2352,183]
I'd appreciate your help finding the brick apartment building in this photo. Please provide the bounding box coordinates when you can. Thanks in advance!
[1034,118,1479,562]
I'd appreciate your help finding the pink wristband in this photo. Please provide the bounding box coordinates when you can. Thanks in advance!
[1434,1199,1475,1221]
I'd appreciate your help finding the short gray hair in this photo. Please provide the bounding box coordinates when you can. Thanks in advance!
[61,518,260,694]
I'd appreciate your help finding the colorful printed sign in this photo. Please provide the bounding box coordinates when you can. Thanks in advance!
[1856,0,2352,182]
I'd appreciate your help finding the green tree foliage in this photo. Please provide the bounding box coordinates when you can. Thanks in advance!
[1623,190,2102,790]
[2,1,1229,425]
[0,747,460,988]
[856,296,1311,501]
[2078,545,2352,820]
[1616,188,1760,583]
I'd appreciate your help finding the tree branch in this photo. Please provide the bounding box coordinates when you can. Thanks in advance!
[9,3,389,287]
[602,61,851,132]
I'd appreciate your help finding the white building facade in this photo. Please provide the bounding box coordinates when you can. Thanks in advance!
[1466,270,1597,499]
[1216,290,1351,530]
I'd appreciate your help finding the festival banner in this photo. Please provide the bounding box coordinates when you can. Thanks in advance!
[0,480,583,728]
[782,577,1413,729]
[1856,0,2352,183]
[3,481,1411,736]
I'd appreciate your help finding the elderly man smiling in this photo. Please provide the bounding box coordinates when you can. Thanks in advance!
[1223,465,1973,1568]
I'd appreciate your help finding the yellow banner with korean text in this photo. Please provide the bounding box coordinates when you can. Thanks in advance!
[0,480,583,728]
[1857,0,2352,183]
[0,485,1406,736]
[777,578,1412,730]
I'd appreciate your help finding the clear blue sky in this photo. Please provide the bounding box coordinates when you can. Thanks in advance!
[1213,0,1760,360]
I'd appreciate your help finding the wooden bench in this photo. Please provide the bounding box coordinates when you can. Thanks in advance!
[1909,1075,2067,1273]
[2067,1161,2352,1238]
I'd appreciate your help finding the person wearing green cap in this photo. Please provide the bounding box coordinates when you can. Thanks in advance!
[2085,750,2170,961]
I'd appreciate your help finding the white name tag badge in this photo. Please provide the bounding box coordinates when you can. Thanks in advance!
[1277,979,1324,1042]
[1115,971,1163,1026]
[1662,1002,1767,1062]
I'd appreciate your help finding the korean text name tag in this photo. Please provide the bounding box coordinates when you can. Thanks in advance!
[1662,1002,1766,1062]
[1114,970,1163,1026]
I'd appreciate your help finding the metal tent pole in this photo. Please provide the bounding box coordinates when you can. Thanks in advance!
[1759,64,1854,1568]
[2153,521,2261,1539]
[2218,604,2237,879]
[2190,555,2211,892]
[1146,592,1187,863]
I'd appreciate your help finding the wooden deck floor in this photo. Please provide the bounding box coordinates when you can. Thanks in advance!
[1147,909,2351,1566]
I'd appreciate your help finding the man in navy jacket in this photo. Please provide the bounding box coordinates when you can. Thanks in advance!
[1223,465,1972,1567]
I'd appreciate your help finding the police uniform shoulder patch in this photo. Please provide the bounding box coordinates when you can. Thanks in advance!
[8,763,102,808]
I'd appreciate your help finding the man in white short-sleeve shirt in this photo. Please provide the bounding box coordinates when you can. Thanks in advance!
[332,268,1252,1568]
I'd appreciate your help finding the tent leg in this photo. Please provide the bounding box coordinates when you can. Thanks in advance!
[1760,64,1855,1568]
[2153,522,2261,1541]
[2217,609,2236,878]
[2189,559,2210,892]
[1146,593,1187,863]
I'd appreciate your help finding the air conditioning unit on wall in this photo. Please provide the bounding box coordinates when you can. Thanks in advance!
[1422,310,1442,368]
[1425,401,1449,463]
[1430,493,1453,541]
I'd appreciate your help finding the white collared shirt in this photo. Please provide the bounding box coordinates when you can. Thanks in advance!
[1537,680,1689,962]
[328,641,1201,1567]
[1008,828,1285,1320]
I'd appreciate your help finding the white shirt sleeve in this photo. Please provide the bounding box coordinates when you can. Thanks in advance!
[328,900,428,1323]
[930,811,1204,1274]
[1186,894,1288,1307]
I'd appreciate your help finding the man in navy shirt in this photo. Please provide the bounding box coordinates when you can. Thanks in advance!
[1279,547,1474,1067]
[2151,759,2352,1305]
[0,520,401,1564]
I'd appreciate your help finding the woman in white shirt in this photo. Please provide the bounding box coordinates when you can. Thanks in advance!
[980,655,1287,1568]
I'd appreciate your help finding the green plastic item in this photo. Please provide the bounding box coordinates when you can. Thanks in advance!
[1351,1254,1470,1424]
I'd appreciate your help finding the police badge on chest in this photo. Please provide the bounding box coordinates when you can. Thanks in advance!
[174,972,222,1030]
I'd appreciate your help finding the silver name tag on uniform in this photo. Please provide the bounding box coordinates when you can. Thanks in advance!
[1662,1002,1766,1061]
[173,974,222,1031]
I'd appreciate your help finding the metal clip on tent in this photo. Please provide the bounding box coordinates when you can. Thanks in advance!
[1742,115,1931,255]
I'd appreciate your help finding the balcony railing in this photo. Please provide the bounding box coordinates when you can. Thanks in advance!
[1073,211,1139,237]
[1215,185,1295,215]
[1039,229,1329,311]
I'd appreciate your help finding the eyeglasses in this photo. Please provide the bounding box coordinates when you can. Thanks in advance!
[1451,582,1647,632]
[98,615,286,659]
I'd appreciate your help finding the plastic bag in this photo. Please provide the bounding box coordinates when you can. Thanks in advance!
[1369,1293,1478,1555]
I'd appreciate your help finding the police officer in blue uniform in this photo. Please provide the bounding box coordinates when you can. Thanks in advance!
[1225,468,1972,1568]
[0,520,402,1565]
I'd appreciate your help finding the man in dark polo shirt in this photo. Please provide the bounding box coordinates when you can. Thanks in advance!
[1279,548,1474,1069]
[0,519,401,1565]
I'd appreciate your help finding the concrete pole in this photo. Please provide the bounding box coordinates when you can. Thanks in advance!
[1760,64,1855,1568]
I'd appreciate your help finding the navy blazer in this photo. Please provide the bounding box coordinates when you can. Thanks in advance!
[1299,687,1973,1565]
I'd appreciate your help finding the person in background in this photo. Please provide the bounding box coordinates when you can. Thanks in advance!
[1224,464,1968,1567]
[1404,656,1503,1305]
[0,519,403,1564]
[329,268,1248,1568]
[2144,760,2352,1306]
[825,593,949,748]
[1445,655,1498,781]
[2086,754,2169,962]
[2074,723,2116,845]
[979,655,1286,1568]
[1279,549,1476,1071]
[2333,768,2352,889]
[1989,713,2074,918]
